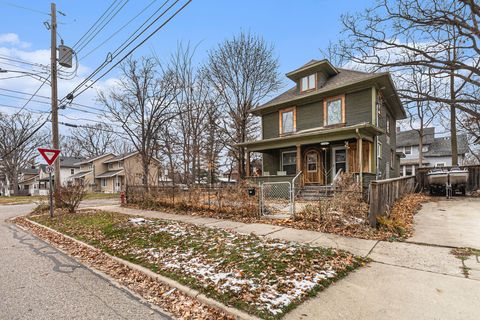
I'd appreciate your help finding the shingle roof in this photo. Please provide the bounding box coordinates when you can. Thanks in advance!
[58,156,85,168]
[396,128,435,147]
[259,68,374,109]
[424,134,469,157]
[102,151,138,163]
[96,169,124,178]
[75,153,115,165]
[19,167,38,175]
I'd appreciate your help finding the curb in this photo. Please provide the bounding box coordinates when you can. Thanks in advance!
[24,217,260,320]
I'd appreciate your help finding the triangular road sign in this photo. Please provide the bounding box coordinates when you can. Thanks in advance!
[38,148,61,166]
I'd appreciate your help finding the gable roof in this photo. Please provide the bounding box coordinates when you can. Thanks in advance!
[251,61,406,120]
[75,153,115,165]
[424,135,469,157]
[102,151,138,164]
[396,128,435,147]
[19,167,38,175]
[58,156,86,168]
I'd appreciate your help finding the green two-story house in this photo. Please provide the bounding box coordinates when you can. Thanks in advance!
[240,59,406,188]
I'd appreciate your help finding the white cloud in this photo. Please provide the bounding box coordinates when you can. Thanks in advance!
[0,33,31,49]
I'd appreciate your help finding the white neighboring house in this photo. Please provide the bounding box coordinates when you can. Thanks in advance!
[18,157,86,196]
[396,128,468,176]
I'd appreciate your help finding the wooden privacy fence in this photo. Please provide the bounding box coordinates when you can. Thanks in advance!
[416,164,480,192]
[368,176,416,226]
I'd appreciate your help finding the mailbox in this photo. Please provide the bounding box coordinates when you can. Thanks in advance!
[248,188,256,196]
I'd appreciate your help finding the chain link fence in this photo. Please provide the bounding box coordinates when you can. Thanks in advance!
[260,182,293,216]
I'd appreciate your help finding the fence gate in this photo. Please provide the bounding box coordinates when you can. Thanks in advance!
[260,182,293,216]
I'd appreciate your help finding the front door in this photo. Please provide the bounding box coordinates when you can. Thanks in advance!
[304,149,324,184]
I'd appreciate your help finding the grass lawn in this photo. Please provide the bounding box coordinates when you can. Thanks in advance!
[84,193,119,200]
[31,210,366,319]
[0,195,46,205]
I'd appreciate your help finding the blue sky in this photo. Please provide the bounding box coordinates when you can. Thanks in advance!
[1,0,369,75]
[0,0,371,127]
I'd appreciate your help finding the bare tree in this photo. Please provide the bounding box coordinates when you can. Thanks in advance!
[169,43,213,185]
[66,124,119,158]
[98,56,178,186]
[399,66,441,167]
[206,32,282,179]
[0,113,47,195]
[330,0,480,166]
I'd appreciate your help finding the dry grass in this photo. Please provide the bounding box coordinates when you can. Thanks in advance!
[376,193,430,238]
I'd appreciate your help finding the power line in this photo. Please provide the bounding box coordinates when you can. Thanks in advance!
[65,0,174,99]
[0,55,49,70]
[79,0,159,61]
[66,0,190,102]
[75,0,130,55]
[0,1,49,15]
[0,87,106,113]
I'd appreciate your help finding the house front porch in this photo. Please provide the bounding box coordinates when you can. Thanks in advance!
[242,123,381,190]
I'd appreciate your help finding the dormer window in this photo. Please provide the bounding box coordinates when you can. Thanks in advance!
[300,74,316,92]
[279,107,296,134]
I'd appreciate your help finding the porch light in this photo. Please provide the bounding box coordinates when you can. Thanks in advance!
[320,142,329,145]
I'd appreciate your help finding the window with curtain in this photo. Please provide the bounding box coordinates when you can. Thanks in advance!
[280,109,295,134]
[326,98,343,125]
[282,151,297,175]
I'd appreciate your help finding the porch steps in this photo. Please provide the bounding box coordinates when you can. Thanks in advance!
[299,185,334,200]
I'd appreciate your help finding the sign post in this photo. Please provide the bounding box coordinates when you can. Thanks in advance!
[38,148,61,218]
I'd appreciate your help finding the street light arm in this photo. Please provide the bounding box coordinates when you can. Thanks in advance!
[0,68,51,85]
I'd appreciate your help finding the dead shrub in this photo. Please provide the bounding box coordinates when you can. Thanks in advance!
[57,184,87,213]
[295,173,369,230]
[126,182,260,218]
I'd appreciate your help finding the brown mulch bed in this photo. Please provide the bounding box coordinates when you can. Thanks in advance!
[125,193,430,241]
[13,216,233,320]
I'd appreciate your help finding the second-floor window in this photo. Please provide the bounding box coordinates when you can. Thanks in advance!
[300,74,316,92]
[404,146,412,155]
[324,96,344,125]
[279,107,295,134]
[108,163,113,169]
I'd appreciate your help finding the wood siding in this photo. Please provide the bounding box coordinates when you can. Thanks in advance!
[261,88,373,139]
[376,98,397,178]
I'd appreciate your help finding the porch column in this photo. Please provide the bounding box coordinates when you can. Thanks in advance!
[245,150,251,177]
[358,137,363,192]
[296,144,301,173]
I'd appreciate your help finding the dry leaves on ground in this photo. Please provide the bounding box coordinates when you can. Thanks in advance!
[26,210,365,319]
[14,217,233,320]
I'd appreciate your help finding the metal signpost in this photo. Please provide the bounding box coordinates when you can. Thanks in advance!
[38,148,61,218]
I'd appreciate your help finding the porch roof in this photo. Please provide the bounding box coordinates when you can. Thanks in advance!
[96,169,124,179]
[239,123,383,152]
[69,170,92,179]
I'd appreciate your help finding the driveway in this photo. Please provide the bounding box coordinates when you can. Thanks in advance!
[0,203,169,320]
[408,197,480,248]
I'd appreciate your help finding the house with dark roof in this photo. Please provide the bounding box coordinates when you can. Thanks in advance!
[396,128,469,176]
[239,59,406,188]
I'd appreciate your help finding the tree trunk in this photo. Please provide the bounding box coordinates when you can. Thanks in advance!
[418,127,423,168]
[142,157,149,186]
[450,71,458,166]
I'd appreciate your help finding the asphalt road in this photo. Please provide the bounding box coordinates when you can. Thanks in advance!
[0,202,170,320]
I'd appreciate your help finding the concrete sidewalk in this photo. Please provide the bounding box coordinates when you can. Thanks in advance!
[88,204,480,319]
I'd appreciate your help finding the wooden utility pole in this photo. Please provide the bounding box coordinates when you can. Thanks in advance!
[50,3,61,201]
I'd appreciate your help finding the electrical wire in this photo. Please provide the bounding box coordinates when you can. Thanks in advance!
[0,87,106,113]
[0,1,49,16]
[70,0,120,50]
[65,0,190,102]
[79,0,159,61]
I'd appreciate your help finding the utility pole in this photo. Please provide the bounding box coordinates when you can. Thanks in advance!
[50,2,61,203]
